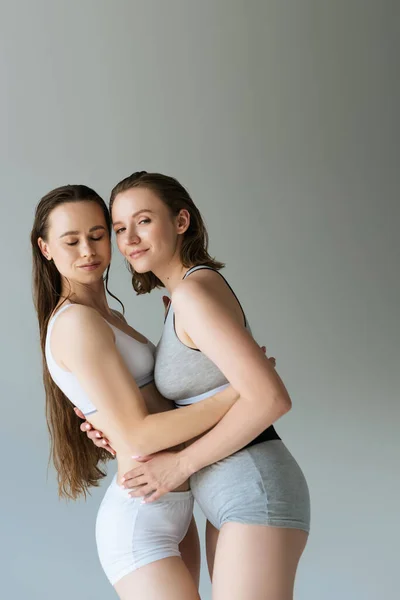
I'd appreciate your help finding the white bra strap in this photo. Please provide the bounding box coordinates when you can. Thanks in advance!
[47,303,75,333]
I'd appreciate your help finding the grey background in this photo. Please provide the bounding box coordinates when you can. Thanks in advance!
[1,1,398,599]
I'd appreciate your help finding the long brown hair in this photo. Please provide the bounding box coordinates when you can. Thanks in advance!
[31,185,121,499]
[109,171,225,294]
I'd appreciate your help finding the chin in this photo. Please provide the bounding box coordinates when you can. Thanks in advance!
[130,265,151,275]
[80,274,103,285]
[127,258,153,274]
[76,267,106,283]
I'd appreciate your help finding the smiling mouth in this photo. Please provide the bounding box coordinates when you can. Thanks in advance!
[129,249,148,259]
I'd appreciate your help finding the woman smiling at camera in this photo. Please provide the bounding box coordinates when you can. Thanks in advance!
[83,172,311,600]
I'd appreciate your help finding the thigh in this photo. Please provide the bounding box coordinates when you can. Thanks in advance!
[205,519,219,580]
[115,556,200,600]
[179,517,201,588]
[212,523,308,600]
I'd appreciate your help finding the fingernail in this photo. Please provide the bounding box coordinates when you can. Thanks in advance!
[96,433,101,438]
[102,440,107,445]
[132,455,141,459]
[85,424,90,430]
[140,499,146,504]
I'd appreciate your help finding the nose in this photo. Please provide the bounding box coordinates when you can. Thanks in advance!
[80,239,96,257]
[126,227,140,245]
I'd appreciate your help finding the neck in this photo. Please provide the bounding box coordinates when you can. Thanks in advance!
[153,258,192,295]
[60,278,112,316]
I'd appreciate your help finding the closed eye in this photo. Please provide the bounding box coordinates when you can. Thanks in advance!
[66,235,105,246]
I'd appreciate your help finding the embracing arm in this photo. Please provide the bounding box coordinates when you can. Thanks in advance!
[55,306,238,457]
[172,278,291,475]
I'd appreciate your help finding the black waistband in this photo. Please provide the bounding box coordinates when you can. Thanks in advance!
[243,425,281,450]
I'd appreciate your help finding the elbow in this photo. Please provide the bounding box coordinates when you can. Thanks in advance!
[125,425,158,458]
[249,388,292,427]
[275,390,292,418]
[118,413,160,457]
[126,435,150,458]
[132,440,155,458]
[117,427,148,458]
[259,390,291,425]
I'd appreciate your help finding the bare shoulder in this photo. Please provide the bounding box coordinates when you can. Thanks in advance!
[52,305,113,346]
[172,269,245,326]
[173,269,237,308]
[172,269,224,305]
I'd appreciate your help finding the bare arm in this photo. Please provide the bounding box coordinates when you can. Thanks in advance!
[54,306,238,457]
[171,277,291,475]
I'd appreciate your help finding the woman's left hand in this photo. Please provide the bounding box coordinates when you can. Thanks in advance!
[122,451,191,503]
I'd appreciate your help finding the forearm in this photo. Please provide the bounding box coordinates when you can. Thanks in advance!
[179,392,290,474]
[128,386,239,456]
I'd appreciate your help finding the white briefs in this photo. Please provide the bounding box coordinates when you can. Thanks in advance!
[96,475,194,585]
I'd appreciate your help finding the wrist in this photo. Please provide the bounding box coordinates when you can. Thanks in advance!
[178,447,200,477]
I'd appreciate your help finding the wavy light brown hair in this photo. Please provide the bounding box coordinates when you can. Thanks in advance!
[31,185,121,499]
[109,171,225,294]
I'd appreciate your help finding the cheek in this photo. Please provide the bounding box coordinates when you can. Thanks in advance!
[52,247,75,273]
[151,222,173,246]
[101,240,112,260]
[57,246,76,262]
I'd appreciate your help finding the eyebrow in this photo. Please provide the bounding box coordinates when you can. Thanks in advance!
[112,209,155,227]
[59,225,106,239]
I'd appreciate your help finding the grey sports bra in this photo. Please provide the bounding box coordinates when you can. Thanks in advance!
[154,265,252,406]
[154,265,280,447]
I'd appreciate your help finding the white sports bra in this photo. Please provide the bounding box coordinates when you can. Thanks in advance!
[45,303,155,416]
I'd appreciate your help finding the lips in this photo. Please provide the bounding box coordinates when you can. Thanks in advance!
[78,262,101,271]
[129,249,148,259]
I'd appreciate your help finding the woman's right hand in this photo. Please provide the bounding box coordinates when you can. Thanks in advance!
[73,407,116,456]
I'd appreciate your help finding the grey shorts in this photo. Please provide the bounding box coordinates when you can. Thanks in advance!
[190,440,310,532]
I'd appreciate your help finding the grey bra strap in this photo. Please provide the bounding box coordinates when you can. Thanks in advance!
[182,265,247,327]
[183,265,216,279]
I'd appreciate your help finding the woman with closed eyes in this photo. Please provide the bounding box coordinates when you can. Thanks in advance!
[31,184,244,599]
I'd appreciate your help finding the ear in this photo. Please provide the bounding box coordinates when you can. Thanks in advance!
[176,209,190,235]
[38,237,52,261]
